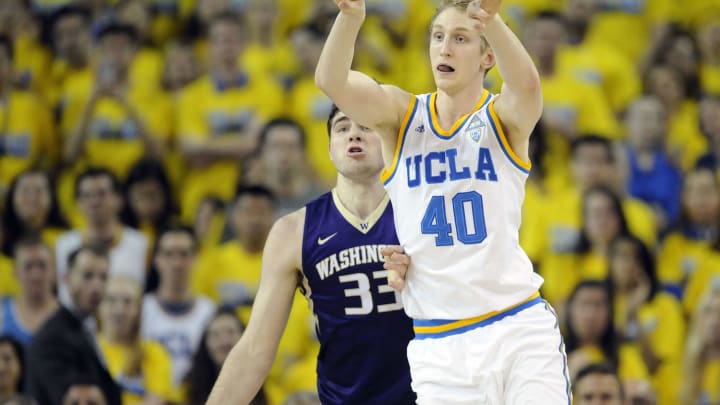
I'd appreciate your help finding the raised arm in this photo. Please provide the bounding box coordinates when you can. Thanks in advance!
[205,210,304,405]
[470,0,542,145]
[315,0,410,131]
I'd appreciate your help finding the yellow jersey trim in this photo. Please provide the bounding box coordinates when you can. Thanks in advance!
[413,292,541,334]
[380,96,418,184]
[428,89,490,138]
[487,99,532,171]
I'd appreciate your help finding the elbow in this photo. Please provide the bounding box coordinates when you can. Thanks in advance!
[314,71,329,93]
[524,69,542,97]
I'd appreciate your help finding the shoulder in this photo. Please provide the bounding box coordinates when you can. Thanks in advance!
[273,208,306,239]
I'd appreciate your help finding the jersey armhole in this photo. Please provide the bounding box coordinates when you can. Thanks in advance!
[381,96,418,185]
[486,99,532,174]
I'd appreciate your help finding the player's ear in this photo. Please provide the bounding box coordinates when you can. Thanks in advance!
[480,46,495,72]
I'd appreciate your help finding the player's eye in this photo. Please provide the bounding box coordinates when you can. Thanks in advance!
[433,32,443,41]
[456,35,466,43]
[360,125,373,132]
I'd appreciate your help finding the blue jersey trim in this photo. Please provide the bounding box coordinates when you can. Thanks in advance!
[382,98,418,186]
[485,107,531,174]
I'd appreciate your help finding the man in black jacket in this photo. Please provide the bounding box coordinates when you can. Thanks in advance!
[25,245,121,405]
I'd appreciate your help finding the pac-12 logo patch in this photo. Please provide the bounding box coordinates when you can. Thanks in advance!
[466,114,486,142]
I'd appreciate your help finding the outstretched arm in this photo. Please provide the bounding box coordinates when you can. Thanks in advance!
[315,0,410,131]
[206,211,304,405]
[470,0,542,150]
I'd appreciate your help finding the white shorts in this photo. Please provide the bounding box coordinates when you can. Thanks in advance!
[408,297,571,405]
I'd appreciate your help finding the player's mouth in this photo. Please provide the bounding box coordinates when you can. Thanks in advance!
[437,63,455,73]
[347,145,366,157]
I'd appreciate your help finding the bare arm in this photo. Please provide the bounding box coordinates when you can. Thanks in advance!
[64,91,100,164]
[471,1,542,149]
[314,0,410,132]
[206,210,304,405]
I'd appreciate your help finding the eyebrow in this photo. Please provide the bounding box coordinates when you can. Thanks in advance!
[431,24,473,33]
[332,116,351,128]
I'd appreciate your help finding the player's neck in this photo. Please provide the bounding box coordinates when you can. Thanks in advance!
[334,176,386,220]
[435,83,486,128]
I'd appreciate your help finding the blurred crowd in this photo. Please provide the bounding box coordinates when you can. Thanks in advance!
[0,0,719,404]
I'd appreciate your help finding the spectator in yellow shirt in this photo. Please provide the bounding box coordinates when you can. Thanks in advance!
[120,159,177,260]
[115,0,165,96]
[698,20,720,96]
[644,64,706,171]
[287,23,336,185]
[542,186,630,307]
[657,166,719,299]
[0,36,57,196]
[537,137,657,282]
[608,234,685,404]
[563,0,641,113]
[521,12,621,187]
[182,307,268,405]
[176,12,283,221]
[1,170,68,258]
[192,185,274,312]
[62,23,169,181]
[564,281,649,383]
[98,276,175,405]
[0,0,52,97]
[681,282,720,405]
[48,5,93,108]
[571,363,624,405]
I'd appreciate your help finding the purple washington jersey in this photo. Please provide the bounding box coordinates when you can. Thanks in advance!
[301,191,415,405]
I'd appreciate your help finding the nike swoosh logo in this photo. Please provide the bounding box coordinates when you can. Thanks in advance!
[317,232,338,245]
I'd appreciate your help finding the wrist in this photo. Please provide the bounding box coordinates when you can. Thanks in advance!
[337,11,365,28]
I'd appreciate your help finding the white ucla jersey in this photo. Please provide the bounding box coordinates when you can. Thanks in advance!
[381,90,543,320]
[141,294,216,386]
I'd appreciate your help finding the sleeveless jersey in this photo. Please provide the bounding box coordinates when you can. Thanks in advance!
[381,90,543,320]
[301,190,415,405]
[141,294,216,386]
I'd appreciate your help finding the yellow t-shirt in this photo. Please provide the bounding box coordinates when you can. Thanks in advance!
[0,254,18,298]
[147,0,196,45]
[0,90,56,190]
[539,72,621,188]
[701,359,720,405]
[667,100,707,171]
[12,34,52,98]
[176,73,283,220]
[58,71,173,180]
[130,47,164,96]
[519,179,549,264]
[684,251,720,316]
[701,63,720,96]
[557,42,641,113]
[656,231,712,293]
[585,0,676,63]
[572,344,649,381]
[98,337,176,404]
[541,250,608,306]
[192,242,263,318]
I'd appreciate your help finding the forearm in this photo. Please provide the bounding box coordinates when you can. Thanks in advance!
[483,15,541,95]
[64,98,97,163]
[315,12,364,91]
[206,342,275,405]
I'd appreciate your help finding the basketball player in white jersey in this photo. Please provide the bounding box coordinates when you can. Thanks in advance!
[316,0,571,403]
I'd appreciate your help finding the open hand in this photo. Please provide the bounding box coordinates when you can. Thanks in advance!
[334,0,365,19]
[381,245,410,291]
[467,0,502,30]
